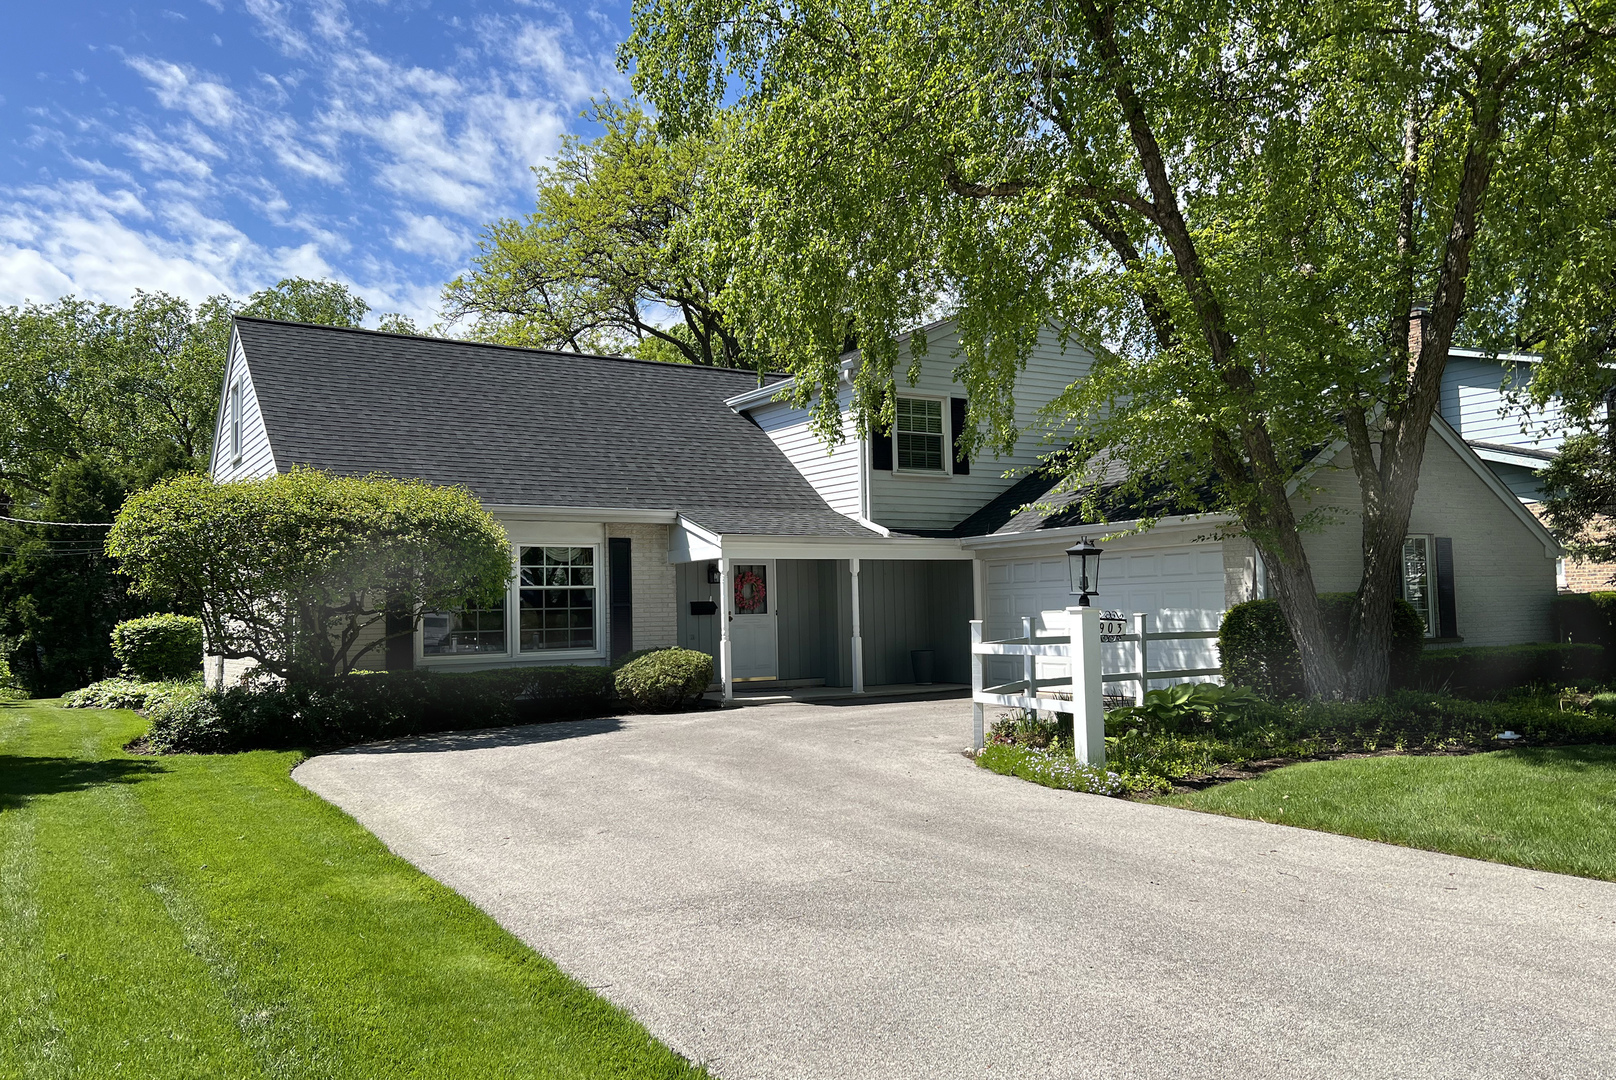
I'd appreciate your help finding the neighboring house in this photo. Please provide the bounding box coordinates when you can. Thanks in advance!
[209,316,1561,695]
[1438,350,1614,591]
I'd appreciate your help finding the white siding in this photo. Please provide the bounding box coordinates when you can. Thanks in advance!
[868,325,1091,531]
[1440,357,1569,451]
[208,334,277,482]
[749,385,864,518]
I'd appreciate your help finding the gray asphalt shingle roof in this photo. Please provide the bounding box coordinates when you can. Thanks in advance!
[236,317,880,538]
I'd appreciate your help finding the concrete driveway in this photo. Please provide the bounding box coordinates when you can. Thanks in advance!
[295,699,1616,1079]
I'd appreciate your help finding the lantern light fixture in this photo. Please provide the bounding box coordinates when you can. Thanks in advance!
[1066,537,1103,606]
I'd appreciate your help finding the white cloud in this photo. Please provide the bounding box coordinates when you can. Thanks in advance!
[392,212,469,261]
[125,56,241,128]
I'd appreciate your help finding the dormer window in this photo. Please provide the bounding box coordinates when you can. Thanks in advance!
[895,397,945,472]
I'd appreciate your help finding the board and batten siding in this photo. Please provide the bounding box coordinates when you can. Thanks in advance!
[1296,433,1557,647]
[867,325,1090,531]
[1439,357,1571,452]
[208,335,278,483]
[747,385,863,519]
[857,559,974,684]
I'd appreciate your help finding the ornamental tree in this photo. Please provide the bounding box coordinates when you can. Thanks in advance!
[624,0,1616,697]
[107,470,512,681]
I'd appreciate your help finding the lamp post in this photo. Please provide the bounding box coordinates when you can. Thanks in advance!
[1066,537,1103,607]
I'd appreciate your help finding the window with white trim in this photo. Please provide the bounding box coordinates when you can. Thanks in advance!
[519,545,598,651]
[422,598,507,655]
[895,397,945,472]
[1402,535,1436,637]
[229,381,243,463]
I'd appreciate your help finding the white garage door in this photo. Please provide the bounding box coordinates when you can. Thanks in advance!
[983,545,1227,692]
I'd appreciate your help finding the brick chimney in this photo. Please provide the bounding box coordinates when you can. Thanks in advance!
[1406,303,1430,379]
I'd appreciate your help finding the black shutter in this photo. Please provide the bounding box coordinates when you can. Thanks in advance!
[608,537,633,661]
[385,605,415,671]
[1434,536,1457,639]
[871,417,894,471]
[950,397,970,475]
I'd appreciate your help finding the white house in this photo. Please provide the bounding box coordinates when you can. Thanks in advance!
[208,316,1561,696]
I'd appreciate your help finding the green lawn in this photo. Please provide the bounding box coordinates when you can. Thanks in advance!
[1162,745,1616,881]
[0,699,705,1080]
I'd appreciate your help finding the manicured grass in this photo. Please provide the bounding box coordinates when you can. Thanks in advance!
[0,700,705,1079]
[1161,745,1616,881]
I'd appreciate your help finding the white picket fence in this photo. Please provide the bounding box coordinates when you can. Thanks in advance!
[969,608,1222,764]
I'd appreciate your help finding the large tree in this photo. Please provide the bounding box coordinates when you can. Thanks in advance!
[443,100,748,366]
[625,0,1616,697]
[108,471,513,682]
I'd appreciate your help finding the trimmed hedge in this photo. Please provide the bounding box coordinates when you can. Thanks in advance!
[614,648,713,712]
[111,615,204,682]
[146,665,616,754]
[1220,593,1424,698]
[1417,643,1604,696]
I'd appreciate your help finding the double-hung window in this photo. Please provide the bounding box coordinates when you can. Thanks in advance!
[422,598,507,656]
[895,397,945,472]
[1401,536,1436,637]
[520,546,598,652]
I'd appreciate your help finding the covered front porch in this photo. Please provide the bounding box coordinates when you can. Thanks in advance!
[668,518,976,702]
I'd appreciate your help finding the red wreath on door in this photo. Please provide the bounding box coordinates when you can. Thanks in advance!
[734,569,767,613]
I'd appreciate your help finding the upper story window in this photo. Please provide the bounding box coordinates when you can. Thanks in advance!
[422,597,507,656]
[229,381,243,463]
[895,397,945,472]
[520,545,598,652]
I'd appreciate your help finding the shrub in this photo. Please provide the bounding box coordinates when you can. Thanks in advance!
[0,655,24,701]
[1108,682,1264,732]
[63,677,198,710]
[1417,643,1604,696]
[613,648,713,711]
[1220,593,1425,697]
[111,615,205,681]
[144,685,231,754]
[141,665,619,753]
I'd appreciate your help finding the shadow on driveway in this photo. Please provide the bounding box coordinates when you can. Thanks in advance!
[333,717,627,756]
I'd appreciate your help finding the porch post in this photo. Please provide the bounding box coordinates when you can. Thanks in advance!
[970,619,985,751]
[849,557,864,693]
[1066,605,1106,768]
[719,556,734,704]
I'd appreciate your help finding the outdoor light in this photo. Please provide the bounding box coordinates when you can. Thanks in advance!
[1066,537,1103,606]
[707,561,722,585]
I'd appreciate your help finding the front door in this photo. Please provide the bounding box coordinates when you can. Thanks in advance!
[730,561,779,680]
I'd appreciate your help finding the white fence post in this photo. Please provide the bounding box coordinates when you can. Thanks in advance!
[1020,616,1036,705]
[1067,606,1106,768]
[970,620,985,750]
[1132,612,1148,705]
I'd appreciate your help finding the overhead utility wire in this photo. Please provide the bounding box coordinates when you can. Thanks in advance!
[0,515,116,527]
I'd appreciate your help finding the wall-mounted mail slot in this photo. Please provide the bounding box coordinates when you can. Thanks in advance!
[689,600,718,616]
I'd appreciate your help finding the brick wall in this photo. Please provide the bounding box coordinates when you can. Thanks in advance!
[1296,434,1558,645]
[605,523,678,650]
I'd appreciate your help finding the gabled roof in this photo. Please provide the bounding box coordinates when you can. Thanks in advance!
[232,317,880,538]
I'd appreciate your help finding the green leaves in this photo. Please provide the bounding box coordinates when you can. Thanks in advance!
[107,470,514,681]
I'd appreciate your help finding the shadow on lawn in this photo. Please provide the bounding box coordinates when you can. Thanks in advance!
[0,754,170,811]
[1504,745,1616,774]
[331,716,627,756]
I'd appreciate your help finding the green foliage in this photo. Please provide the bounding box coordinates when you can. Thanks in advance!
[62,677,200,711]
[1220,594,1424,698]
[986,710,1061,749]
[240,278,371,328]
[445,101,747,367]
[1549,591,1616,678]
[0,458,152,695]
[145,666,617,754]
[0,655,24,700]
[111,614,204,682]
[1109,682,1263,731]
[1417,643,1604,696]
[613,647,714,711]
[981,688,1616,795]
[108,470,513,681]
[974,744,1128,795]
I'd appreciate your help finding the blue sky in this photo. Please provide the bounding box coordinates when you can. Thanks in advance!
[0,0,632,324]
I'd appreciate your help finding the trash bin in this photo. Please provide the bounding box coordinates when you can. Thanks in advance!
[910,649,936,685]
